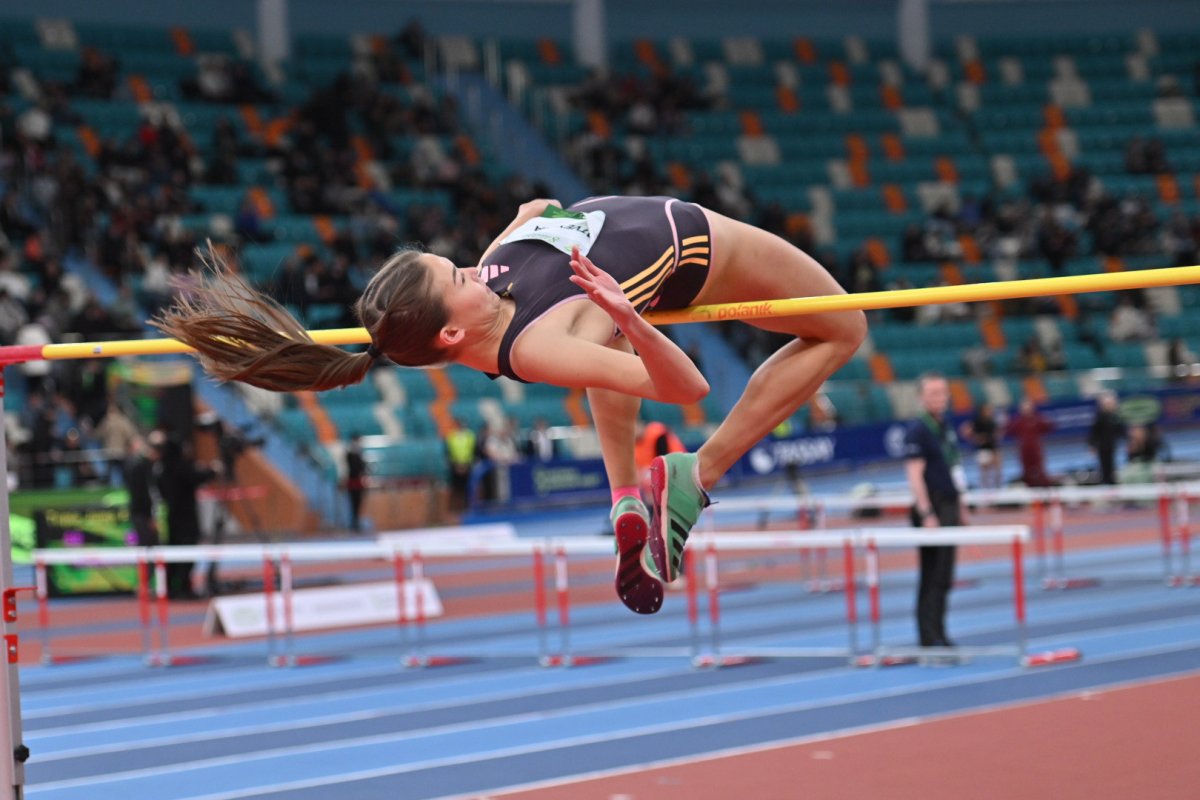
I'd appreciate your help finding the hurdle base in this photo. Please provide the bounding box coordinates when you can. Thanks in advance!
[691,654,757,669]
[267,654,340,668]
[402,655,469,669]
[805,580,845,595]
[853,654,918,668]
[539,654,610,668]
[1021,647,1082,667]
[146,654,215,668]
[39,654,96,666]
[864,644,1022,665]
[1167,575,1200,587]
[1042,576,1101,591]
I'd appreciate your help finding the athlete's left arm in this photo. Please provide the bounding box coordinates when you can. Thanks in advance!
[516,248,709,403]
[477,198,561,264]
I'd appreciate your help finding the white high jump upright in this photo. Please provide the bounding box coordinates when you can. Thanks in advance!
[0,369,27,799]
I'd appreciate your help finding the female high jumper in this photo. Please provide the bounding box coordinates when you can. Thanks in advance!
[154,196,866,614]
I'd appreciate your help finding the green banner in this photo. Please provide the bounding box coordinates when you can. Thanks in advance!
[12,487,161,596]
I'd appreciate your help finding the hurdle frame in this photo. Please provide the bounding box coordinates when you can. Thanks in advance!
[711,482,1200,589]
[27,527,1060,672]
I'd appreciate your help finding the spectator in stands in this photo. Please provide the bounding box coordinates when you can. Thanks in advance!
[1006,397,1056,487]
[15,320,52,399]
[1143,137,1170,173]
[393,18,428,60]
[481,418,521,505]
[961,345,993,378]
[1162,211,1197,266]
[183,57,234,103]
[1109,294,1155,342]
[1125,424,1163,483]
[155,194,867,615]
[923,204,960,260]
[93,402,140,482]
[903,372,966,651]
[845,246,881,295]
[1037,211,1077,274]
[901,224,931,262]
[1168,337,1196,382]
[344,435,368,532]
[0,286,28,344]
[1017,336,1049,374]
[234,196,272,244]
[0,191,37,242]
[59,427,99,487]
[156,435,220,599]
[1124,135,1149,175]
[20,395,60,488]
[1088,392,1125,485]
[444,417,477,512]
[523,418,557,463]
[74,47,118,100]
[124,434,160,547]
[962,402,1003,489]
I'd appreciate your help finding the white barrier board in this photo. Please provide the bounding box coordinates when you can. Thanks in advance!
[204,580,442,639]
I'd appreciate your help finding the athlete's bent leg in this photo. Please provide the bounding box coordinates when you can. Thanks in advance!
[647,211,866,580]
[588,346,664,614]
[691,211,867,488]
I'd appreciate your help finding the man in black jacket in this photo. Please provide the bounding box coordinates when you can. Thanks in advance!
[904,373,968,650]
[1088,392,1126,485]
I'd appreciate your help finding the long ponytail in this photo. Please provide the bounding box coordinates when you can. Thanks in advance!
[151,256,374,393]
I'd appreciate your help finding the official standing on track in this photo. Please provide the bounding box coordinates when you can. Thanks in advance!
[903,372,968,649]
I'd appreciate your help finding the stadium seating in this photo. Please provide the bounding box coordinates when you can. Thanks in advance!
[6,18,1199,486]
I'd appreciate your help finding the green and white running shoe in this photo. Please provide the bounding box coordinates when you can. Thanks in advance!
[610,495,663,615]
[648,452,711,583]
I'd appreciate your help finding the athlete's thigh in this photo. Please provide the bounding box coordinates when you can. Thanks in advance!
[692,209,857,338]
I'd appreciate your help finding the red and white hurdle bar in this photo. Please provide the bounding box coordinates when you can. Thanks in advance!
[709,482,1200,590]
[28,525,1077,670]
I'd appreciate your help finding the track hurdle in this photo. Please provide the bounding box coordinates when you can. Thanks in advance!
[713,481,1200,590]
[684,531,864,667]
[851,528,1078,668]
[31,526,1073,671]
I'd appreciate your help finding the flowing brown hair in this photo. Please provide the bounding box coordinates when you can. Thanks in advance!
[151,246,448,393]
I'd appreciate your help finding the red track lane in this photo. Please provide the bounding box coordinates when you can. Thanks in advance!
[492,671,1200,800]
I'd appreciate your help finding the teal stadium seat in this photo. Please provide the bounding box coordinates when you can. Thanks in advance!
[321,378,381,406]
[275,408,316,445]
[445,364,503,399]
[367,441,448,480]
[325,404,383,438]
[640,399,686,429]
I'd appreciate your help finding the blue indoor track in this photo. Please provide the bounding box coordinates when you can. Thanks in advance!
[17,533,1200,800]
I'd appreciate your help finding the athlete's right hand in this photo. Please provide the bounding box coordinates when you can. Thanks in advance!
[568,246,636,325]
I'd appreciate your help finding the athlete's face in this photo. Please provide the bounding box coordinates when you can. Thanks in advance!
[424,254,496,346]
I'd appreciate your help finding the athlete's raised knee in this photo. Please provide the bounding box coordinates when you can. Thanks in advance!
[841,310,868,351]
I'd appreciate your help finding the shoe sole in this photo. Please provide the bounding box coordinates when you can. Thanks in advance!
[613,509,663,615]
[648,457,675,583]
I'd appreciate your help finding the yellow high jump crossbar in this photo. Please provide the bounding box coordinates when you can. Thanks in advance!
[2,264,1199,365]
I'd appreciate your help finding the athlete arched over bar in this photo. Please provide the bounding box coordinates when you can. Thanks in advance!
[154,196,867,614]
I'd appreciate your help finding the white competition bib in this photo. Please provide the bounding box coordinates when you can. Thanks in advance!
[499,208,607,257]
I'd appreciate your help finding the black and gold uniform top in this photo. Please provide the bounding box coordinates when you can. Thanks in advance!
[480,195,712,382]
